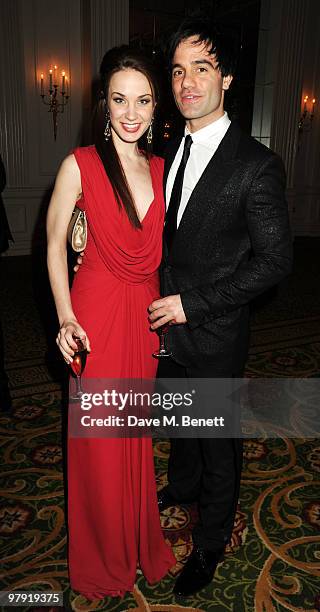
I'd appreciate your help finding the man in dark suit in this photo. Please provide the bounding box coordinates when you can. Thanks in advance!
[148,18,292,597]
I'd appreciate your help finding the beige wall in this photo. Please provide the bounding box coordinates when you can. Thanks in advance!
[252,0,320,235]
[0,0,129,256]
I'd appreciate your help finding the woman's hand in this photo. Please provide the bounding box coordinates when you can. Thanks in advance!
[73,251,84,273]
[57,319,91,363]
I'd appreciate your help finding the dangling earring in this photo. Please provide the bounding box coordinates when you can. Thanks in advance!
[104,111,111,141]
[147,119,153,145]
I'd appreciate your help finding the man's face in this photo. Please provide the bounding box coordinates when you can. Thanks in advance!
[171,36,233,132]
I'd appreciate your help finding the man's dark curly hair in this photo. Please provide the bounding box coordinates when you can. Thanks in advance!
[165,17,237,77]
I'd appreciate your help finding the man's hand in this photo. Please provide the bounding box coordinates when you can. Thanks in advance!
[148,294,187,330]
[73,251,84,273]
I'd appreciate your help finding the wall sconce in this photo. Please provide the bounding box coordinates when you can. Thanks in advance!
[298,95,316,134]
[40,66,69,140]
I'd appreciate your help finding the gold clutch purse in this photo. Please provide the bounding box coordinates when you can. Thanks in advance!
[67,206,87,252]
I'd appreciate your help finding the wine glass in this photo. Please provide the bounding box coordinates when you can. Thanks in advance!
[152,324,172,358]
[69,337,87,401]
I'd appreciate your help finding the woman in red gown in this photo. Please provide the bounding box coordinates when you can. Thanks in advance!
[47,46,175,599]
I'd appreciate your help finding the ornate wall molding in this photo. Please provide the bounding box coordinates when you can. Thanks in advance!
[270,0,308,189]
[2,0,83,255]
[2,0,130,255]
[253,0,320,235]
[90,0,129,76]
[0,0,28,187]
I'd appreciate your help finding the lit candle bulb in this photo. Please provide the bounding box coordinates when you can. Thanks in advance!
[49,69,53,91]
[304,95,308,112]
[40,73,44,95]
[65,76,69,96]
[312,98,316,114]
[62,71,65,94]
[54,65,58,86]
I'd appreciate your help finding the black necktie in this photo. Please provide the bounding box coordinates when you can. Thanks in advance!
[164,135,193,251]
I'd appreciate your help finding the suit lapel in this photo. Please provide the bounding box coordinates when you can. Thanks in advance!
[162,136,183,260]
[167,121,242,254]
[163,136,182,194]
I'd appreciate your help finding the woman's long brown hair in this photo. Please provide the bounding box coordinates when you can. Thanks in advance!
[94,46,159,229]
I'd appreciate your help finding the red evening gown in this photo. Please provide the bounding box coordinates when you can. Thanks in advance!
[68,146,175,599]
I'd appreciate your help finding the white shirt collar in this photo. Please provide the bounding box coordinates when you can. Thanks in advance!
[184,112,230,147]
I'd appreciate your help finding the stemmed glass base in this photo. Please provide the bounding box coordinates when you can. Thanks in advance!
[153,326,172,359]
[69,375,85,402]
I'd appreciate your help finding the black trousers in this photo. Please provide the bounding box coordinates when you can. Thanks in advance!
[157,357,243,552]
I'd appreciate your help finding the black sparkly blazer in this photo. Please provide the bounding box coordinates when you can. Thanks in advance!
[161,121,293,373]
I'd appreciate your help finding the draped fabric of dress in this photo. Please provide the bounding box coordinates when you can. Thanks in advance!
[68,146,175,599]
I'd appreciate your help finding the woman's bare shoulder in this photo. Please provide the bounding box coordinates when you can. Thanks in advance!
[55,154,81,186]
[60,153,79,173]
[53,154,82,196]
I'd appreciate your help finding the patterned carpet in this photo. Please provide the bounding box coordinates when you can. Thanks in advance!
[1,239,320,611]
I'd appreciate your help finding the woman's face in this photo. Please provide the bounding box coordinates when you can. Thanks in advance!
[107,68,155,144]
